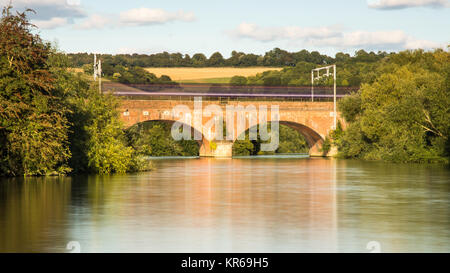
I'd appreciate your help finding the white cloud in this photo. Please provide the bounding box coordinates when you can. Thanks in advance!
[230,22,444,51]
[311,30,442,49]
[233,23,342,42]
[73,8,197,30]
[1,2,196,30]
[32,17,68,29]
[119,8,195,26]
[3,0,85,19]
[74,14,110,30]
[1,0,86,29]
[367,0,449,9]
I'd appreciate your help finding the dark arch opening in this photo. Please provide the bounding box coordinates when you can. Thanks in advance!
[279,121,324,150]
[126,120,209,157]
[232,121,324,156]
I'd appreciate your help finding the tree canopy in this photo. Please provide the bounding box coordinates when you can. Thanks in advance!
[336,49,450,163]
[0,5,149,176]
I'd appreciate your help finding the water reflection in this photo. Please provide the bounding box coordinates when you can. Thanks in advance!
[0,158,449,253]
[0,177,72,252]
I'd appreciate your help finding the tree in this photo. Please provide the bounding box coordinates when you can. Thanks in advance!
[83,92,135,174]
[232,124,309,156]
[232,140,254,156]
[263,75,281,86]
[0,5,153,176]
[0,6,71,176]
[208,52,225,67]
[192,53,207,67]
[230,76,247,86]
[338,59,449,163]
[127,121,199,157]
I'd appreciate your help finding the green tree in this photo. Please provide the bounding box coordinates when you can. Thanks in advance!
[84,92,135,174]
[232,124,309,156]
[0,6,71,176]
[232,140,254,156]
[338,59,449,163]
[192,53,207,67]
[230,76,247,86]
[0,5,150,176]
[50,53,145,174]
[208,52,225,67]
[127,121,199,157]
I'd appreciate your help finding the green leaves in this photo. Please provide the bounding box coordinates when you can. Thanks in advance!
[126,122,199,157]
[232,124,309,156]
[0,5,148,176]
[337,50,450,163]
[0,5,71,176]
[67,85,142,174]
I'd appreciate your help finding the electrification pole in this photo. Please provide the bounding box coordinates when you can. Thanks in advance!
[333,64,336,130]
[311,71,314,102]
[311,65,337,130]
[93,54,102,93]
[98,59,102,93]
[93,54,97,81]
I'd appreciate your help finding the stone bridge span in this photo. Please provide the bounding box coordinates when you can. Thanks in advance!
[119,99,342,157]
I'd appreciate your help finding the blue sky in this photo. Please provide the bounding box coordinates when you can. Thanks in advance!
[2,0,449,57]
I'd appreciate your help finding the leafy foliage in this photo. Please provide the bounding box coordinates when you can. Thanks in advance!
[233,124,309,156]
[68,48,333,69]
[97,65,177,85]
[68,48,393,87]
[127,121,200,157]
[0,6,149,176]
[0,6,71,176]
[337,49,450,163]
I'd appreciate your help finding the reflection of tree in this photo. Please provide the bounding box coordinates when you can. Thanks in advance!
[0,177,72,252]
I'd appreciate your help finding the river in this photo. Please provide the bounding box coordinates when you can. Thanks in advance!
[0,158,449,253]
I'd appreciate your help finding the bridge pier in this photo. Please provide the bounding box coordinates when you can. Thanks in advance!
[200,141,233,158]
[309,142,324,157]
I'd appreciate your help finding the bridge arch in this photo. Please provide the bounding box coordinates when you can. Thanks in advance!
[126,119,213,157]
[280,121,324,155]
[234,120,324,156]
[119,99,338,157]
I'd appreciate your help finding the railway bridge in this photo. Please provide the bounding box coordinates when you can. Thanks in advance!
[107,83,348,157]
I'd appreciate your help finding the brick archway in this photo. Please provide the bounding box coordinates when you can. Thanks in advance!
[120,99,341,157]
[234,120,324,156]
[126,119,212,157]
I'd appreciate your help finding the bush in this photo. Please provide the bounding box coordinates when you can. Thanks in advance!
[230,76,247,86]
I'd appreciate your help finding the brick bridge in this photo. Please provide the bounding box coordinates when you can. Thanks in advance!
[119,98,342,157]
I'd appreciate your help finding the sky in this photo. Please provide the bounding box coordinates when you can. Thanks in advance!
[2,0,449,57]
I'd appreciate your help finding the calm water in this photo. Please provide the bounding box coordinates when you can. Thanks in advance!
[0,158,449,253]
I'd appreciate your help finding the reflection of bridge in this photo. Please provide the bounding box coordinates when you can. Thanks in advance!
[108,83,346,157]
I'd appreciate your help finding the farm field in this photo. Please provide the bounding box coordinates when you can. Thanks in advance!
[144,67,282,83]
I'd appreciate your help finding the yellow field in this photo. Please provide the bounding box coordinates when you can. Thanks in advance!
[68,68,84,73]
[144,67,282,82]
